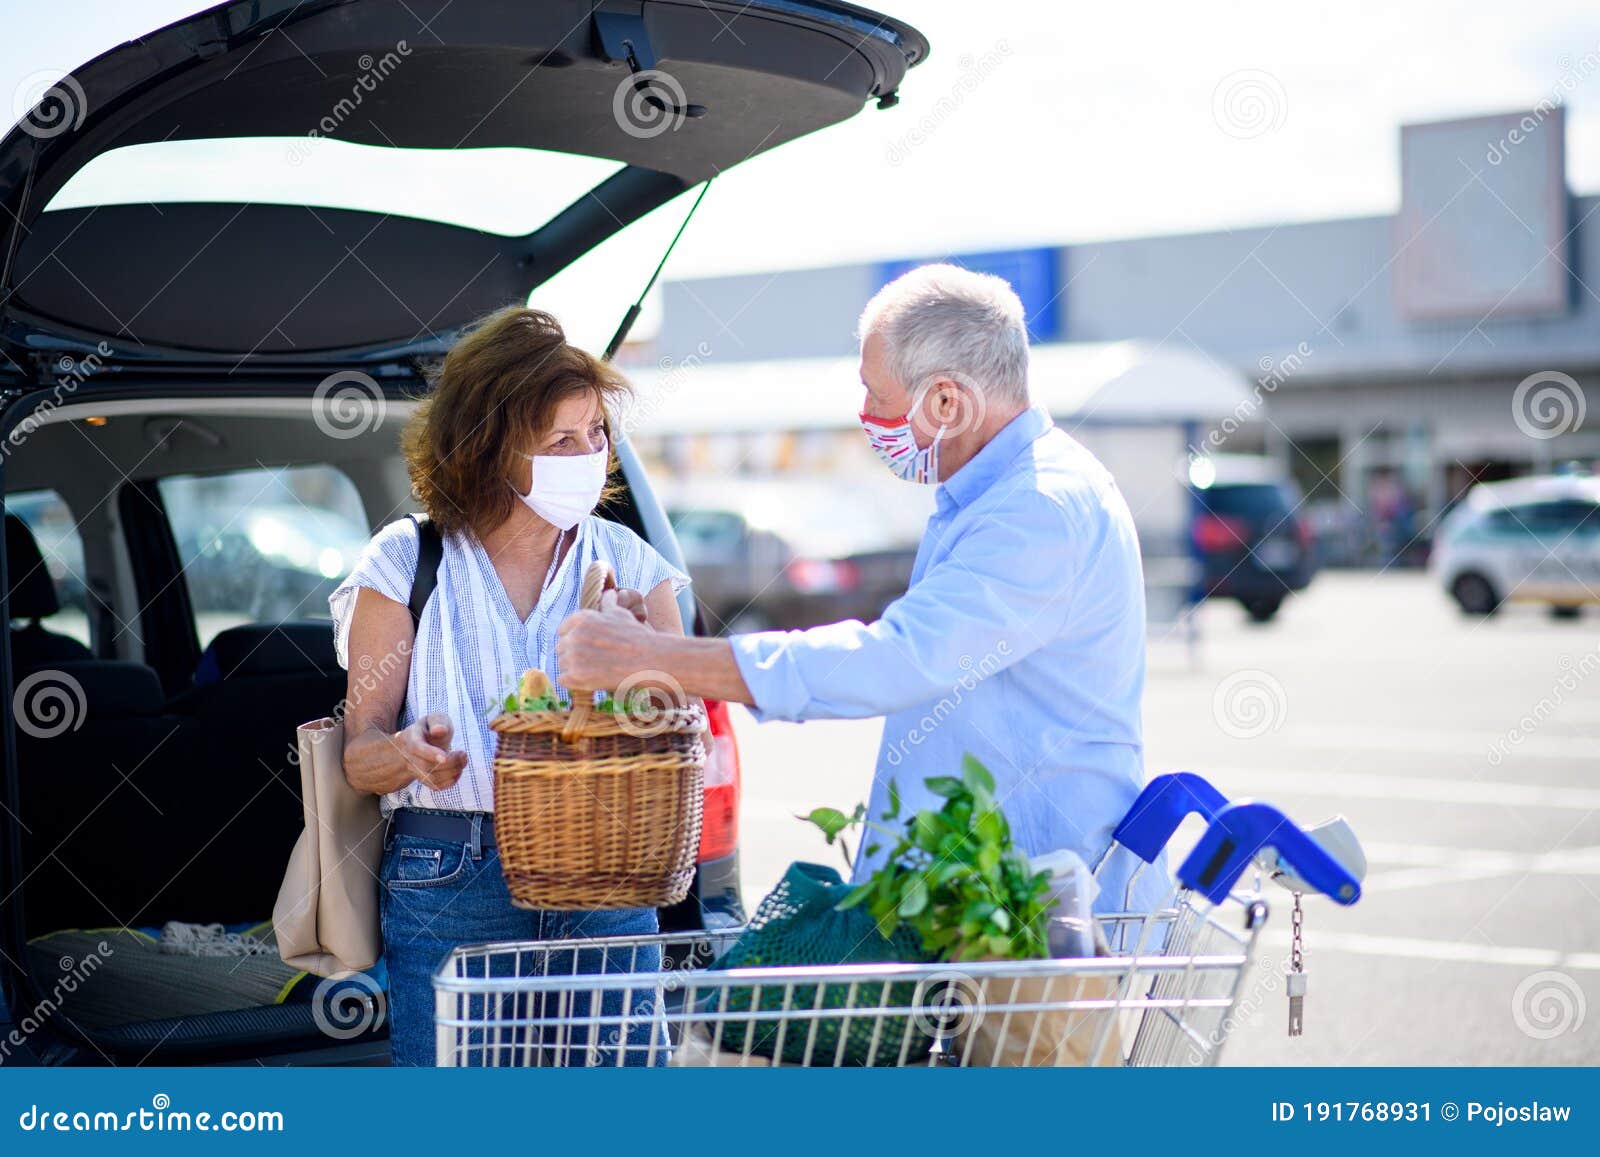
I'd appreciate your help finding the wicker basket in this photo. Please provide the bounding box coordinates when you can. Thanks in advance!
[491,561,706,910]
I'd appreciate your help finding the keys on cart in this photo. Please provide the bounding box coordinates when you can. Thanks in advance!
[1287,891,1306,1036]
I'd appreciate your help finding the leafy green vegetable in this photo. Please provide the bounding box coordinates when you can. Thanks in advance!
[801,757,1056,963]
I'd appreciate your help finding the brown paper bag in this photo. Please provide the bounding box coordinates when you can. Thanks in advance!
[962,971,1124,1067]
[273,717,386,976]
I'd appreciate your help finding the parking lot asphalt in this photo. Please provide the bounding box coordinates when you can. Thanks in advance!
[730,570,1600,1065]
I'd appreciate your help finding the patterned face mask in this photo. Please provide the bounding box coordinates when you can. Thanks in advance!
[859,406,943,484]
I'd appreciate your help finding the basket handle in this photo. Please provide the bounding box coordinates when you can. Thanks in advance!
[560,560,617,744]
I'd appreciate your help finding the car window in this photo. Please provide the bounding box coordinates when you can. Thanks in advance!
[4,489,89,646]
[669,510,747,564]
[157,465,367,649]
[1489,501,1600,537]
[1197,482,1296,520]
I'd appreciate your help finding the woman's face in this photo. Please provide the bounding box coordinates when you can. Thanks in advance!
[512,390,608,493]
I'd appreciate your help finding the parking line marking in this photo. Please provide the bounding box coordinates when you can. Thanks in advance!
[1211,768,1600,811]
[1286,725,1596,762]
[1357,843,1600,891]
[1261,929,1600,971]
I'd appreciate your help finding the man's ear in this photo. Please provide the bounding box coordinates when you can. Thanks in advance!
[931,378,964,425]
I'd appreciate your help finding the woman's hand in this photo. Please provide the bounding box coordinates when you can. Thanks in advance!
[393,713,469,790]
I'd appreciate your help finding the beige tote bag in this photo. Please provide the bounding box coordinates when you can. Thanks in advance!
[273,717,386,976]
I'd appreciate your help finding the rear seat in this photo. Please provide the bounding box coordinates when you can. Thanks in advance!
[15,624,342,935]
[15,660,189,934]
[7,529,339,938]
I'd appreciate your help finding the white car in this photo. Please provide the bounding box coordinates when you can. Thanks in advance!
[1430,475,1600,617]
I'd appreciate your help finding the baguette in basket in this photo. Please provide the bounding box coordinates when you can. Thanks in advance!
[490,560,707,911]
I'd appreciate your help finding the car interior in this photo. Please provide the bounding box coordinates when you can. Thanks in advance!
[0,395,667,1059]
[0,0,924,1063]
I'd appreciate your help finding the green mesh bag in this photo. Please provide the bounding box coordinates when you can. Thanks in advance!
[700,862,939,1066]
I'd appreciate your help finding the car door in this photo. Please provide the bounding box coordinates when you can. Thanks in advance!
[1526,499,1600,602]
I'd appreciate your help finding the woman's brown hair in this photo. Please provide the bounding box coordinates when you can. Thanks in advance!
[402,307,631,538]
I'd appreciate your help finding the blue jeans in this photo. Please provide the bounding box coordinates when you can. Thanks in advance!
[379,815,661,1067]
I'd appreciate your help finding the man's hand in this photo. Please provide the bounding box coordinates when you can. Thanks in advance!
[612,587,649,625]
[557,590,661,693]
[394,712,467,790]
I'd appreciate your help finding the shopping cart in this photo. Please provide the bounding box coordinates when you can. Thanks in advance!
[432,773,1362,1067]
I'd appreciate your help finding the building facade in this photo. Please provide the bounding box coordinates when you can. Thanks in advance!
[645,109,1599,563]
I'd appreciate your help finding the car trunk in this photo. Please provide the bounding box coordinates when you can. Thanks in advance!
[0,0,925,368]
[0,0,926,1063]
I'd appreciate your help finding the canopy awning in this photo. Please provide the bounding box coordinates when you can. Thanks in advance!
[619,340,1253,436]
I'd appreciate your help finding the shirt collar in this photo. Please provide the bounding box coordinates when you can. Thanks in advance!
[937,404,1053,510]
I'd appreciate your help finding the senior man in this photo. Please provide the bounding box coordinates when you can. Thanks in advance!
[559,263,1170,914]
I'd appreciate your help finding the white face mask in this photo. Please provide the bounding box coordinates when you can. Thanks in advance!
[514,447,608,531]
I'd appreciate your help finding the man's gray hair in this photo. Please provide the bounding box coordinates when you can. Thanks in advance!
[857,263,1031,404]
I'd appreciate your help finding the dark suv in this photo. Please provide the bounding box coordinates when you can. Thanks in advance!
[0,0,926,1064]
[1189,457,1316,622]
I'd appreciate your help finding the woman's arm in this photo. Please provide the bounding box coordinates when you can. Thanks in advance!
[642,578,685,636]
[341,586,467,795]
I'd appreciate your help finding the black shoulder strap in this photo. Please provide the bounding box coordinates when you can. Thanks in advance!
[407,514,443,632]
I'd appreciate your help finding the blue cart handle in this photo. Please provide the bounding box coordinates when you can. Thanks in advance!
[1111,772,1231,864]
[1177,801,1362,906]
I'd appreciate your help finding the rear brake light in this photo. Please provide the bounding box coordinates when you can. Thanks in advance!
[784,557,860,594]
[1192,513,1250,553]
[697,698,741,862]
[1294,518,1314,550]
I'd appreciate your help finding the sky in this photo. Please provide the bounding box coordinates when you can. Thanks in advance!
[5,0,1600,349]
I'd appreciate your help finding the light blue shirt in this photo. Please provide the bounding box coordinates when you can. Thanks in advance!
[731,405,1173,916]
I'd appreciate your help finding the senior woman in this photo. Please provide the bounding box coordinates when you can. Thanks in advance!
[329,306,688,1066]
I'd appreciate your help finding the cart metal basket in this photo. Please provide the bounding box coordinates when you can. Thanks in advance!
[432,773,1361,1067]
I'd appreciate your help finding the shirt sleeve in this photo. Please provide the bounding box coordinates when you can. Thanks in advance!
[729,491,1094,722]
[328,517,421,669]
[600,519,691,597]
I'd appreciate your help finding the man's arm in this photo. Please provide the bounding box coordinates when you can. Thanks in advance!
[559,490,1091,719]
[558,591,754,703]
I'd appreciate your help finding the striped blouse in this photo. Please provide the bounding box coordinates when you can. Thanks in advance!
[329,514,689,815]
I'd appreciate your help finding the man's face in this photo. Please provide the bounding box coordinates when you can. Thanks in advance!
[864,329,960,457]
[859,330,944,450]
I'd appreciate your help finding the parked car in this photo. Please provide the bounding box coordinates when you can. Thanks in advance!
[175,503,371,625]
[0,0,927,1065]
[666,479,926,632]
[1430,475,1600,617]
[1188,455,1316,622]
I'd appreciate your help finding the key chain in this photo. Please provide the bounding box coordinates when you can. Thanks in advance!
[1287,891,1306,1036]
